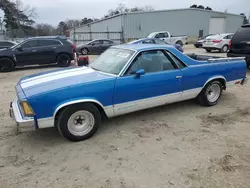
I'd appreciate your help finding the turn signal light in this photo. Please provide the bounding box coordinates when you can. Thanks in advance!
[21,101,34,116]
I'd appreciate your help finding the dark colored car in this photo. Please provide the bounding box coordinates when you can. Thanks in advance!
[227,24,250,67]
[0,36,76,72]
[194,34,214,48]
[128,38,184,52]
[0,40,17,49]
[76,39,116,55]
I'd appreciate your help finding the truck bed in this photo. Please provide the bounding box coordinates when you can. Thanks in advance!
[186,53,245,62]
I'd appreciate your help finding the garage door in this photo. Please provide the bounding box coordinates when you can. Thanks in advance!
[209,18,226,34]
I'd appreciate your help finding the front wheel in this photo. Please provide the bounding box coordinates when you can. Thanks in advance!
[176,41,183,47]
[57,54,71,67]
[81,48,88,55]
[57,103,101,141]
[197,80,223,106]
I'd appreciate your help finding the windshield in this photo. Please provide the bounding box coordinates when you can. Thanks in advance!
[147,33,157,38]
[90,48,134,75]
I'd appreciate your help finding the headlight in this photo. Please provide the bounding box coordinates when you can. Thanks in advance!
[20,101,34,116]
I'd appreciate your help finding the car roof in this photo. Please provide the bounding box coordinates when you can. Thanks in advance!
[114,44,174,51]
[29,36,67,40]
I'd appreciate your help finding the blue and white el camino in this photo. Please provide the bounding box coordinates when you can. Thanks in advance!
[10,44,248,141]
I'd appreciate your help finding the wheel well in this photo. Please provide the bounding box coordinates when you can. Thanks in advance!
[0,56,15,66]
[56,53,72,61]
[206,78,226,90]
[176,40,183,44]
[81,47,88,52]
[54,102,108,126]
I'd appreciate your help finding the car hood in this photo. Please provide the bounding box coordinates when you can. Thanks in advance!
[0,48,12,55]
[18,66,115,98]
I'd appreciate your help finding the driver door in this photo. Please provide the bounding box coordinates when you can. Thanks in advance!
[113,50,183,115]
[15,40,40,65]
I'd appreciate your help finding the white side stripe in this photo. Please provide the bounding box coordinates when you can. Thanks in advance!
[21,68,94,89]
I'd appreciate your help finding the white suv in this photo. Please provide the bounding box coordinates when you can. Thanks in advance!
[202,33,234,53]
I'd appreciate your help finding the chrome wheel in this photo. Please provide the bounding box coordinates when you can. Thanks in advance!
[222,45,228,53]
[67,110,95,136]
[206,84,221,103]
[82,48,88,55]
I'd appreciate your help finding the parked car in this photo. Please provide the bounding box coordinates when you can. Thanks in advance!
[9,44,247,141]
[227,24,250,67]
[194,34,214,48]
[76,39,116,55]
[0,40,17,49]
[202,33,234,53]
[0,36,76,72]
[128,38,184,52]
[147,31,188,46]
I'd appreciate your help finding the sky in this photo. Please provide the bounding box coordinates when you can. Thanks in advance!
[2,0,250,26]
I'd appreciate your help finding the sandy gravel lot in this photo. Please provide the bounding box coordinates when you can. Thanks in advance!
[1,46,250,188]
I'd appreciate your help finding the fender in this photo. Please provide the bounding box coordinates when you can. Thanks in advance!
[53,99,114,119]
[202,76,227,88]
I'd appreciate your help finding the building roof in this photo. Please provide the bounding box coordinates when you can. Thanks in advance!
[69,8,244,31]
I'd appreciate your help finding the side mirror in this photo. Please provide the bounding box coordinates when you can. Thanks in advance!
[17,46,23,51]
[135,69,145,77]
[91,43,95,46]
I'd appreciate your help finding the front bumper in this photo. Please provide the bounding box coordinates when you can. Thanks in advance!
[9,97,35,131]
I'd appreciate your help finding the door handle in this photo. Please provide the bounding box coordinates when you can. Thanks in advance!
[176,76,182,79]
[32,50,37,52]
[52,47,57,49]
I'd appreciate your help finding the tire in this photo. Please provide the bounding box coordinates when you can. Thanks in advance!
[197,80,223,106]
[220,45,228,53]
[57,103,101,141]
[176,41,183,47]
[81,48,88,55]
[206,49,212,52]
[57,54,71,67]
[0,58,15,72]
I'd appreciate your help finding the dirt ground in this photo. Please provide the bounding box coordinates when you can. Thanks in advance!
[1,46,250,188]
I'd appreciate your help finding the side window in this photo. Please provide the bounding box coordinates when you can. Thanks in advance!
[228,34,233,39]
[166,51,186,69]
[39,40,61,47]
[164,32,169,38]
[21,40,38,48]
[125,50,175,75]
[92,40,101,45]
[142,39,154,44]
[155,33,165,38]
[103,40,112,44]
[155,39,167,45]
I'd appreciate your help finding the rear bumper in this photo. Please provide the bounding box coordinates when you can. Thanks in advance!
[194,43,202,48]
[9,97,35,131]
[241,77,248,85]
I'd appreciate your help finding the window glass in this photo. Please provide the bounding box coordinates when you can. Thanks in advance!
[21,40,38,48]
[233,27,250,40]
[103,40,113,44]
[39,40,61,47]
[155,33,165,38]
[0,42,14,46]
[126,50,175,75]
[141,39,154,44]
[154,39,167,45]
[91,40,102,45]
[166,51,186,68]
[90,48,134,75]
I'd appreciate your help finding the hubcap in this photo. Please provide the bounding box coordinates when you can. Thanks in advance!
[82,49,87,55]
[67,110,95,136]
[223,46,228,52]
[206,84,221,103]
[59,57,69,65]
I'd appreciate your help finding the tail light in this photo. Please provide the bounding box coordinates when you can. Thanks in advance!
[228,40,232,50]
[212,40,222,43]
[72,44,76,52]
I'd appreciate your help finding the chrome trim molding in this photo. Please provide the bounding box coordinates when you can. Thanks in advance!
[10,97,34,128]
[203,76,227,88]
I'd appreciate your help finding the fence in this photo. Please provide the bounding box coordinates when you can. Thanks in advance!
[71,31,124,45]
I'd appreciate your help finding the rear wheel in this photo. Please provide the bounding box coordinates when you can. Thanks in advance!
[81,48,88,55]
[206,49,212,52]
[197,80,223,106]
[0,58,15,72]
[57,103,101,141]
[57,54,71,67]
[220,45,228,53]
[176,41,183,47]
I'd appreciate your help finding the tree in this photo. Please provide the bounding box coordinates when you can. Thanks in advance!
[57,21,69,35]
[205,6,212,10]
[240,13,249,24]
[0,0,35,37]
[81,17,93,25]
[35,23,56,36]
[190,4,197,8]
[197,5,205,9]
